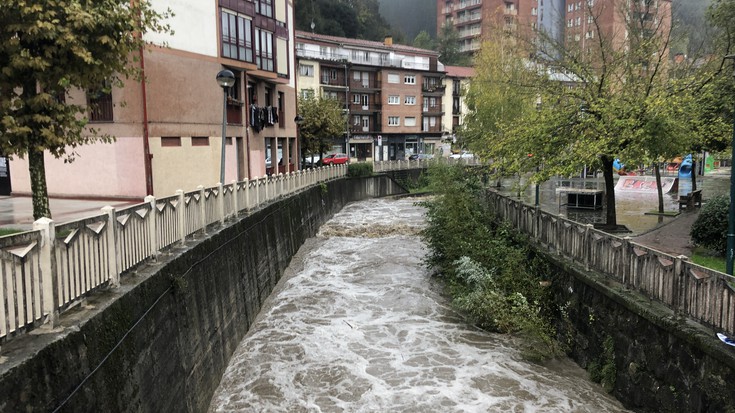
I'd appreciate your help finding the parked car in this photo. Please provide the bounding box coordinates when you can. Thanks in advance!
[450,151,474,160]
[408,153,434,161]
[321,153,349,165]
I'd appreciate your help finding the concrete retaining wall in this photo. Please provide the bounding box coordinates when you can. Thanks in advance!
[0,176,406,412]
[545,250,735,412]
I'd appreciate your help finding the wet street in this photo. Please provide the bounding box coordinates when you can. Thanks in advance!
[209,197,629,412]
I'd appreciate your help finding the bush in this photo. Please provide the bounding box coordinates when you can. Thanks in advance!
[347,162,373,177]
[691,194,728,255]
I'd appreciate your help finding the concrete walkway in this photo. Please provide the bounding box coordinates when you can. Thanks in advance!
[0,196,140,231]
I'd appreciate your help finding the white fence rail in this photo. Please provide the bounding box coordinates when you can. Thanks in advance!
[0,165,351,344]
[486,189,735,337]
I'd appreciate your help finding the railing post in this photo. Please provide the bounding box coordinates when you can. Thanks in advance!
[34,217,58,328]
[584,224,594,271]
[144,195,159,261]
[176,190,186,245]
[198,185,206,234]
[622,236,632,284]
[100,206,120,288]
[218,182,225,225]
[243,178,250,211]
[231,180,238,217]
[674,255,688,315]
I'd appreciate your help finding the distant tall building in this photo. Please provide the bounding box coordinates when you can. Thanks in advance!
[437,0,671,59]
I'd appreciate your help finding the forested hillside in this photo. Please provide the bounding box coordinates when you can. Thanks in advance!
[294,0,399,42]
[378,0,437,40]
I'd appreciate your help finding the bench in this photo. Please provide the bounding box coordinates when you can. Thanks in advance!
[678,189,702,211]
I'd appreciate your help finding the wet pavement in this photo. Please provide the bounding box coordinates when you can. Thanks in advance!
[0,196,140,230]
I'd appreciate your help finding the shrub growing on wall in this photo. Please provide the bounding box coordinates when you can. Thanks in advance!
[691,195,728,255]
[347,162,373,178]
[420,163,562,360]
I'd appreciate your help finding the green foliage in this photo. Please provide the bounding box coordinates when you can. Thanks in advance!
[0,0,171,219]
[691,195,729,255]
[298,95,347,158]
[294,0,398,42]
[588,336,616,393]
[421,163,562,360]
[412,30,435,50]
[347,162,373,177]
[435,24,471,66]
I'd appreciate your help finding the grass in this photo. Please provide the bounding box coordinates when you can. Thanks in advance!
[0,228,25,237]
[691,247,726,273]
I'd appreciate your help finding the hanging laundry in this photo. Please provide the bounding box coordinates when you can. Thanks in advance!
[250,105,261,132]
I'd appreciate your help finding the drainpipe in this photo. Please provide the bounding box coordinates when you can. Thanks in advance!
[139,46,154,195]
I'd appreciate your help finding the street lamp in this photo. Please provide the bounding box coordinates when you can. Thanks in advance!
[216,69,236,184]
[724,55,735,275]
[294,115,304,168]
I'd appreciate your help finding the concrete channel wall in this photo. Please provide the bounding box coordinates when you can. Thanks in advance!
[0,176,407,413]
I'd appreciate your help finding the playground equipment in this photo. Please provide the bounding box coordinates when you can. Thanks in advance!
[678,154,693,179]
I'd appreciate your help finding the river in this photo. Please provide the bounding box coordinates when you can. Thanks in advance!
[208,197,629,412]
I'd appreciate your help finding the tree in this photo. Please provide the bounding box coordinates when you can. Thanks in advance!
[412,30,435,50]
[297,95,346,164]
[0,0,170,219]
[295,0,397,42]
[436,24,471,66]
[466,1,696,228]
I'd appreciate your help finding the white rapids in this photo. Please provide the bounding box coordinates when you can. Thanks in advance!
[209,197,630,413]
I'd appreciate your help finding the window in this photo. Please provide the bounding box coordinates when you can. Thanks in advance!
[388,73,400,83]
[388,95,400,105]
[388,116,400,126]
[254,28,274,72]
[532,7,537,15]
[353,115,361,125]
[404,74,416,84]
[87,82,113,122]
[299,64,314,77]
[221,11,253,63]
[161,137,181,147]
[404,96,416,105]
[352,94,361,104]
[300,89,315,99]
[362,116,370,129]
[361,95,369,107]
[255,0,273,17]
[191,137,209,146]
[568,3,573,12]
[404,117,416,127]
[576,16,581,26]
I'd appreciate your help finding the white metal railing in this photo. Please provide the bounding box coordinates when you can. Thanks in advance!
[372,157,481,173]
[485,189,735,337]
[0,164,348,344]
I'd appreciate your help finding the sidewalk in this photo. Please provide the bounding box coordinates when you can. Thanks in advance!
[0,196,139,231]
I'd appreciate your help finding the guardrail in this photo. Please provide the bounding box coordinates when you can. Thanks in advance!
[486,189,735,337]
[0,165,348,345]
[372,156,481,172]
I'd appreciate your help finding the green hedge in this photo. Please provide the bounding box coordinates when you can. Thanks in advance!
[347,162,373,177]
[691,194,728,255]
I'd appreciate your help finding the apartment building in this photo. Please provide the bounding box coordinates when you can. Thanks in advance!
[437,0,542,54]
[295,31,446,162]
[442,66,475,144]
[10,0,298,200]
[564,0,671,55]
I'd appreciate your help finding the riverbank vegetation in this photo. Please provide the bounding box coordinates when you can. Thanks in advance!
[420,163,563,361]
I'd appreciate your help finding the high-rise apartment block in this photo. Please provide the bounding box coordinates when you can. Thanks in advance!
[437,0,671,57]
[295,32,449,161]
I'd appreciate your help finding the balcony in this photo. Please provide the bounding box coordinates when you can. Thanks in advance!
[349,102,382,113]
[422,84,446,94]
[422,124,443,133]
[226,99,243,125]
[321,75,347,87]
[350,79,381,90]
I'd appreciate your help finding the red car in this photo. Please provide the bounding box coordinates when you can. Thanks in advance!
[321,153,349,165]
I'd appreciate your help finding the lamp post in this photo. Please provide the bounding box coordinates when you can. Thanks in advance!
[725,55,735,275]
[216,69,236,184]
[294,115,304,168]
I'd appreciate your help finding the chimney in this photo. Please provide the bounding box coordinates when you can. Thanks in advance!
[384,36,393,47]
